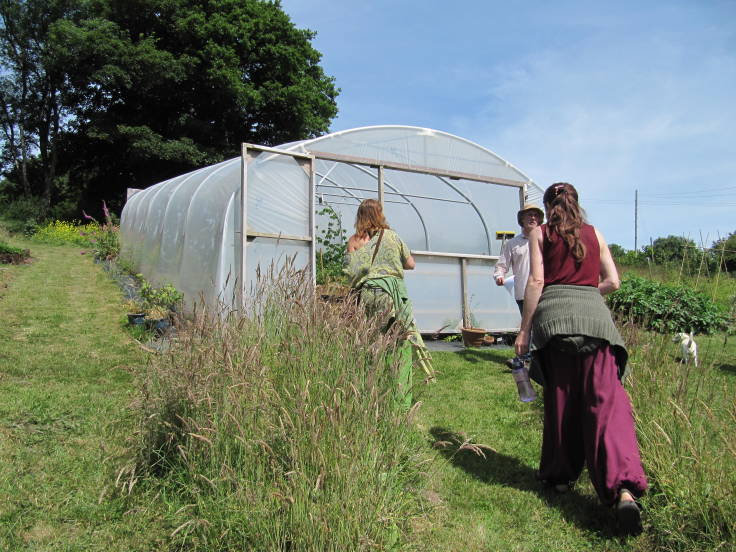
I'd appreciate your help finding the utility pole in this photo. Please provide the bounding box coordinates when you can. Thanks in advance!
[634,189,638,253]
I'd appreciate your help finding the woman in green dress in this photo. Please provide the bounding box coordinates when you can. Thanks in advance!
[345,199,433,408]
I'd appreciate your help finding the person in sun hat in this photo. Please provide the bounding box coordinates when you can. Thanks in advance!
[494,202,544,366]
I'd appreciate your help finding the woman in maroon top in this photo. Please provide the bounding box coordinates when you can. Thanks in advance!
[515,183,647,534]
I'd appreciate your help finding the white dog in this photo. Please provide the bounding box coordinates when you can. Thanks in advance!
[672,332,698,367]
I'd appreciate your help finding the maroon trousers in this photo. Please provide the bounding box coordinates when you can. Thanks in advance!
[538,344,648,505]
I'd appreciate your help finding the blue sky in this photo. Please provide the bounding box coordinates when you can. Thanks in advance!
[281,0,736,250]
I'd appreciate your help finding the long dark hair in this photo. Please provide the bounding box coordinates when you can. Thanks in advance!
[543,182,587,262]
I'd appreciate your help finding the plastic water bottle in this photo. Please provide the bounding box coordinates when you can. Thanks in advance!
[511,358,537,402]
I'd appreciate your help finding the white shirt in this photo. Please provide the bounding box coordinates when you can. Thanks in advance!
[493,233,530,301]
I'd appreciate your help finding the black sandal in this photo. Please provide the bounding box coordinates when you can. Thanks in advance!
[616,488,642,535]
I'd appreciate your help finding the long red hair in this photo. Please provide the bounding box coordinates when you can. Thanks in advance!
[543,182,587,262]
[354,199,390,238]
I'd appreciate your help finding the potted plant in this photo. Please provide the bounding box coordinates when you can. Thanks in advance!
[142,305,171,333]
[125,279,183,334]
[461,326,487,347]
[125,300,146,326]
[461,302,486,347]
[139,279,182,334]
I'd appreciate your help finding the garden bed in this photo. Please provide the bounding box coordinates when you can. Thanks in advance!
[0,246,30,264]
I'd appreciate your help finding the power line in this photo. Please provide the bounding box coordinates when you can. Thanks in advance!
[638,201,736,206]
[587,199,736,206]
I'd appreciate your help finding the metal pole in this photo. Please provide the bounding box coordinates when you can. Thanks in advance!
[238,144,248,312]
[308,157,316,284]
[461,258,469,328]
[378,165,384,205]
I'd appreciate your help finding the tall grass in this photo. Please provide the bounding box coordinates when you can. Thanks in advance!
[622,324,735,551]
[118,264,428,550]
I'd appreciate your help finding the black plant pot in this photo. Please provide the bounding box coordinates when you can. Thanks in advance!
[127,313,146,326]
[145,317,172,335]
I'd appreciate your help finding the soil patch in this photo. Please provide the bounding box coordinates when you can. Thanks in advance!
[0,250,31,264]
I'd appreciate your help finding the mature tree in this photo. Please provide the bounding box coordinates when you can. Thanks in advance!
[642,235,698,266]
[608,243,626,258]
[711,232,736,272]
[1,0,339,214]
[0,0,81,211]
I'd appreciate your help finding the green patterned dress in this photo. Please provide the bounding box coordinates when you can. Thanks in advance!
[345,229,434,408]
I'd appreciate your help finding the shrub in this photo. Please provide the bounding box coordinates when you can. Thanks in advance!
[711,231,736,272]
[31,220,97,246]
[608,275,728,334]
[316,206,348,285]
[83,202,120,261]
[138,279,183,313]
[0,240,30,264]
[614,249,648,268]
[0,195,46,234]
[28,202,120,258]
[118,264,426,550]
[642,235,698,266]
[0,241,25,256]
[87,223,120,261]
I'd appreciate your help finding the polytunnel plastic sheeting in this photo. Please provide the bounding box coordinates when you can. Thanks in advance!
[121,159,240,306]
[403,257,463,331]
[292,126,527,182]
[138,174,191,278]
[121,125,542,331]
[246,151,310,237]
[177,159,240,304]
[158,167,213,279]
[293,127,534,256]
[526,181,544,206]
[315,172,522,256]
[464,258,521,329]
[245,238,310,293]
[403,256,520,333]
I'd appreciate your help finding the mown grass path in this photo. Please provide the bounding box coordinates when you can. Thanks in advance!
[413,348,653,552]
[0,242,166,550]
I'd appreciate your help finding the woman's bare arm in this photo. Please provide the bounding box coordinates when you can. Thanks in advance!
[403,254,416,270]
[596,228,620,295]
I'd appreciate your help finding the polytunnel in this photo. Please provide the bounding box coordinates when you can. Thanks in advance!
[120,125,544,334]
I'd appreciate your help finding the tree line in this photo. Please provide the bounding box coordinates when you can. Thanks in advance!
[0,0,339,225]
[609,233,736,273]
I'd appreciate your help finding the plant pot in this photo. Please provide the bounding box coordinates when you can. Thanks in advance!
[145,317,172,334]
[127,313,146,325]
[154,318,172,334]
[482,335,496,346]
[461,327,486,347]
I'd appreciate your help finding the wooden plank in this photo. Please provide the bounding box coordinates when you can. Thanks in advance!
[309,149,527,187]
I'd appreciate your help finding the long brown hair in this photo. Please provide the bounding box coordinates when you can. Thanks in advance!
[543,182,587,262]
[355,198,390,238]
